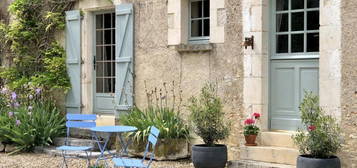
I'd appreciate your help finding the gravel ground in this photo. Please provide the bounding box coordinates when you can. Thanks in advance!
[0,153,193,168]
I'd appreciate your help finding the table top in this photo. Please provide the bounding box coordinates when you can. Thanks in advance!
[90,126,137,133]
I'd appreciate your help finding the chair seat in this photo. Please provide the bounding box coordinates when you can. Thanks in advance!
[113,158,146,167]
[57,145,92,151]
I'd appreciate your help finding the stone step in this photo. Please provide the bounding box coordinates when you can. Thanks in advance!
[240,146,299,165]
[228,160,296,168]
[260,131,297,149]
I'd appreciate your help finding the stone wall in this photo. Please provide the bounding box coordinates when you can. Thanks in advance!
[340,0,357,167]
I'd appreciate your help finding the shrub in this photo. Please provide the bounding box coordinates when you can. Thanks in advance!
[292,92,342,158]
[0,87,65,154]
[188,83,230,147]
[120,81,190,143]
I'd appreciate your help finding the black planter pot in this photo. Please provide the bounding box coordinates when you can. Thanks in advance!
[297,155,341,168]
[191,144,227,168]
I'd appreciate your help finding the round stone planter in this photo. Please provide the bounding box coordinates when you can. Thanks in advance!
[297,155,341,168]
[191,144,227,168]
[127,138,190,161]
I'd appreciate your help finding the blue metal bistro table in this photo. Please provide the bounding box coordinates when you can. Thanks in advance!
[91,126,137,167]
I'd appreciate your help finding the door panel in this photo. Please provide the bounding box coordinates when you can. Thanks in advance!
[94,12,116,115]
[270,60,319,130]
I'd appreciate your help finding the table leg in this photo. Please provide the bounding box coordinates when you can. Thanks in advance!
[93,132,111,168]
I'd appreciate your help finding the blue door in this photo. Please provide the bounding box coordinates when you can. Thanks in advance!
[270,0,320,130]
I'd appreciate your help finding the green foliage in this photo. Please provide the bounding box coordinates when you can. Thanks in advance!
[0,0,74,93]
[188,83,230,146]
[120,82,190,143]
[0,87,66,154]
[120,107,190,143]
[292,92,342,158]
[244,125,259,136]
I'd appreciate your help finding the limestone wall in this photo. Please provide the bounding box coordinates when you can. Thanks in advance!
[340,0,357,167]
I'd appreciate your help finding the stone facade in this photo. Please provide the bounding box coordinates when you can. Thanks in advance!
[340,0,357,167]
[1,0,356,166]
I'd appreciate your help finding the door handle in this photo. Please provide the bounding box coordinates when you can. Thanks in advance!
[93,56,96,70]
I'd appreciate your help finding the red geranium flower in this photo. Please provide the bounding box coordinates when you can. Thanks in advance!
[253,113,261,119]
[308,125,316,131]
[244,118,255,125]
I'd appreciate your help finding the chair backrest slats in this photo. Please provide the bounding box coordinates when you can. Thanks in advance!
[66,121,96,128]
[67,114,97,121]
[150,126,160,138]
[148,134,158,146]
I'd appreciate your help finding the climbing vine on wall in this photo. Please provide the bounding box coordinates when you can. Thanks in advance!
[0,0,76,92]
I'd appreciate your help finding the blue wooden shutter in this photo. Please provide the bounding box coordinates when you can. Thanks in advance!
[115,4,134,114]
[65,10,81,114]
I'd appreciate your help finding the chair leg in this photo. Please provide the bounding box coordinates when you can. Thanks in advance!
[85,151,90,168]
[61,150,68,168]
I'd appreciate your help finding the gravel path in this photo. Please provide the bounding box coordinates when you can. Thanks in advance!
[0,153,193,168]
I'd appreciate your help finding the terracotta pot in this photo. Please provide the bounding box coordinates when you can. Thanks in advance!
[244,134,257,146]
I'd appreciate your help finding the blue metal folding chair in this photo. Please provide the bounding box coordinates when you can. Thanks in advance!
[112,126,160,168]
[56,114,97,168]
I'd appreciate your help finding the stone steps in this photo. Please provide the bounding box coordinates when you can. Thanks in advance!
[237,131,300,166]
[228,160,296,168]
[260,131,297,149]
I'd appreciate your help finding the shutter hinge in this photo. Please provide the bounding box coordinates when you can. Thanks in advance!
[81,59,84,64]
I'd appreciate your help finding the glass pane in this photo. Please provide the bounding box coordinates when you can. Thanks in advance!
[96,78,103,93]
[111,13,115,27]
[203,19,210,36]
[191,20,202,37]
[291,34,304,53]
[307,11,319,30]
[112,29,116,44]
[96,15,103,29]
[276,35,288,53]
[203,0,210,17]
[104,62,112,77]
[104,46,111,60]
[112,46,116,60]
[104,30,111,44]
[96,62,104,77]
[104,13,112,28]
[307,33,319,52]
[276,0,288,11]
[96,47,103,61]
[112,78,116,93]
[276,14,288,32]
[291,0,304,10]
[191,1,202,18]
[307,0,319,8]
[291,12,304,31]
[112,62,116,77]
[96,31,103,45]
[104,78,112,93]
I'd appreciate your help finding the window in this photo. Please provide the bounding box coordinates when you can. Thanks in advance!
[95,12,116,93]
[274,0,319,58]
[189,0,210,42]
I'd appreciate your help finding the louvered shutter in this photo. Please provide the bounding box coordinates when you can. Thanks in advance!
[65,10,81,114]
[115,4,134,115]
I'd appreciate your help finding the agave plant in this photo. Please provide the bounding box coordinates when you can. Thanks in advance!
[120,106,190,143]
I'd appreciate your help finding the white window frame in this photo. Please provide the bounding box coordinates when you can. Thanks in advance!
[271,0,320,60]
[189,0,210,43]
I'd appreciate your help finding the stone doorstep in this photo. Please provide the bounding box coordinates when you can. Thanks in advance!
[260,131,297,149]
[34,146,116,159]
[240,146,299,165]
[227,160,296,168]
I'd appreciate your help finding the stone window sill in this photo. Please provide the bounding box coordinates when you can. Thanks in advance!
[172,43,213,53]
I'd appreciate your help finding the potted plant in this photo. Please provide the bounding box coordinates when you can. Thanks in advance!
[188,83,230,168]
[243,112,261,146]
[293,92,342,168]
